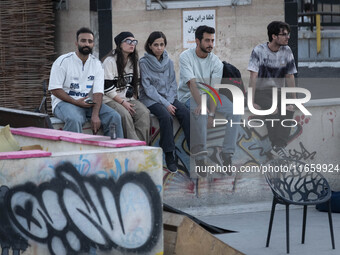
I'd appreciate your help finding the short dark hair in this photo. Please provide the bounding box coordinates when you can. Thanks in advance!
[195,25,215,41]
[144,31,167,55]
[76,27,94,41]
[267,21,290,42]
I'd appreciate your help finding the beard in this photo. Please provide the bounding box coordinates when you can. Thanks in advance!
[78,46,92,55]
[200,44,213,53]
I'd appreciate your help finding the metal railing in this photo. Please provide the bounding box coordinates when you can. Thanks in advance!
[298,0,340,28]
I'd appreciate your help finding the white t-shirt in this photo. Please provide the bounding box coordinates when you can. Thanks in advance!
[178,48,223,103]
[48,52,104,112]
[248,43,297,89]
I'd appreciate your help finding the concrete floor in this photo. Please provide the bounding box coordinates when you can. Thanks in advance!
[198,205,339,255]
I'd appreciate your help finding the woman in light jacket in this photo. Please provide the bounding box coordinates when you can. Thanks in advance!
[102,31,150,142]
[140,31,190,173]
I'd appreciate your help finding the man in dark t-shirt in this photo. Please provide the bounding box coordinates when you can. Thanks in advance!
[248,21,297,158]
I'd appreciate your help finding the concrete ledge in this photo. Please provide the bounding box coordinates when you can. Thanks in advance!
[4,128,164,255]
[305,98,340,107]
[299,61,340,67]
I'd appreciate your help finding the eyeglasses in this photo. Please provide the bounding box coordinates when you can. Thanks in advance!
[277,33,290,37]
[122,39,138,46]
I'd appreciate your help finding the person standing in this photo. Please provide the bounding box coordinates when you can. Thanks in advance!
[178,25,240,175]
[248,21,297,157]
[102,32,150,142]
[140,31,190,173]
[48,27,123,137]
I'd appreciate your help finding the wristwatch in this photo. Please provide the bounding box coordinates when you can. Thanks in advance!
[208,112,215,117]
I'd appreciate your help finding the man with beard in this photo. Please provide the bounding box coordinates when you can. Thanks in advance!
[49,27,123,137]
[178,25,240,177]
[248,21,297,158]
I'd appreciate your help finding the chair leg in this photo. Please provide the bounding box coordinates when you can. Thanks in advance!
[302,205,307,244]
[327,200,335,249]
[286,204,290,254]
[266,197,277,247]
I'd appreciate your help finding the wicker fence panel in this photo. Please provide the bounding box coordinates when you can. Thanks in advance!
[0,0,55,114]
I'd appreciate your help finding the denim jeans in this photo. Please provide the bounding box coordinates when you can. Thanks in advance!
[54,101,123,137]
[148,99,190,153]
[185,94,240,158]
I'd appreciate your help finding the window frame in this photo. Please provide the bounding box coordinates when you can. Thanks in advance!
[146,0,251,10]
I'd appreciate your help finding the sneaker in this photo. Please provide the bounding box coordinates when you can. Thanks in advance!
[220,153,232,166]
[165,152,178,173]
[190,150,208,158]
[194,159,208,178]
[219,152,233,176]
[271,146,289,158]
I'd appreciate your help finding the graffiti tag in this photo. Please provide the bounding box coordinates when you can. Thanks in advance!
[0,162,162,255]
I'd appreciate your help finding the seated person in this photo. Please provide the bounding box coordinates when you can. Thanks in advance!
[48,27,123,137]
[248,21,297,158]
[140,31,190,173]
[102,32,150,143]
[178,25,240,176]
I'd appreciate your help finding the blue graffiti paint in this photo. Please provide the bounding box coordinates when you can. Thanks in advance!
[156,185,162,193]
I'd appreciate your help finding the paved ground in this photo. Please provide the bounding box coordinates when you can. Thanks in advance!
[197,205,339,255]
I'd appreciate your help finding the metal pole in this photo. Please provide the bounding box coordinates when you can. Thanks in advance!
[97,0,112,60]
[285,0,299,72]
[316,14,321,54]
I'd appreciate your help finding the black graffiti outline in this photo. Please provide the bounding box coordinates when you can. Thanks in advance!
[237,122,303,164]
[4,162,162,255]
[0,186,29,254]
[288,142,317,161]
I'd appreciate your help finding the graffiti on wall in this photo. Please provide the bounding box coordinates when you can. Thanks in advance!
[151,121,304,176]
[321,108,337,141]
[151,115,316,199]
[288,142,316,161]
[0,162,162,255]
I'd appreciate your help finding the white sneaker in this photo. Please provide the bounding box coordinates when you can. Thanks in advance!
[271,146,290,158]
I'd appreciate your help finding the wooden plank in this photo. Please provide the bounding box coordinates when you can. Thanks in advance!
[11,127,69,140]
[0,150,51,160]
[0,107,53,129]
[163,211,244,255]
[11,127,146,148]
[176,217,244,255]
[60,136,146,148]
[164,230,177,255]
[21,145,43,151]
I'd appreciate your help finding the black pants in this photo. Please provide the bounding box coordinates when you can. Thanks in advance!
[255,89,295,148]
[148,99,190,153]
